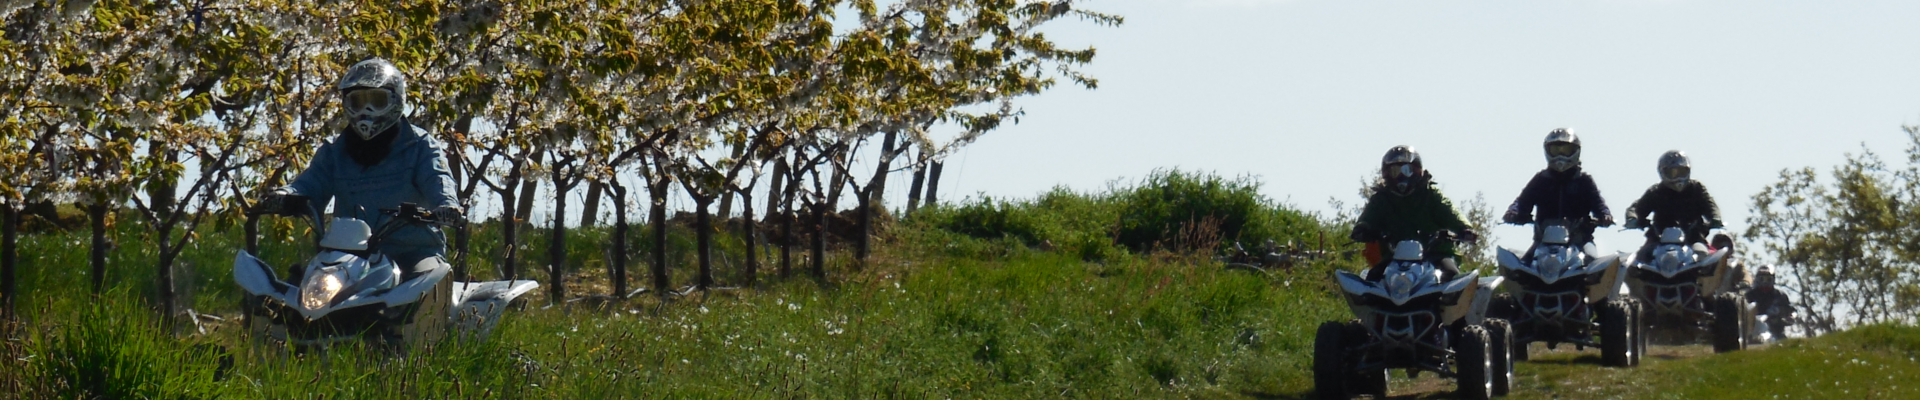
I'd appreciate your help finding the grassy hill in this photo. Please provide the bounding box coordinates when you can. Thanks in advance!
[1,169,1914,398]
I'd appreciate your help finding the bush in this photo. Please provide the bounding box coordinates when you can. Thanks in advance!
[915,169,1329,258]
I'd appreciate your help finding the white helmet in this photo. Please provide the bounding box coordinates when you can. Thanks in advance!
[338,58,408,140]
[1545,128,1580,172]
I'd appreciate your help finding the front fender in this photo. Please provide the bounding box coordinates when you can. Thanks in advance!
[1586,252,1627,301]
[233,251,289,297]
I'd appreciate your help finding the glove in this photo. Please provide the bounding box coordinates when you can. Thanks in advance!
[1596,213,1616,228]
[1623,217,1646,230]
[431,205,466,226]
[1502,210,1531,225]
[253,188,292,216]
[1456,229,1480,243]
[1708,219,1725,229]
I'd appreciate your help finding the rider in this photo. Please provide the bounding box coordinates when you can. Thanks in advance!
[1746,265,1794,336]
[1502,128,1615,258]
[1349,145,1479,281]
[257,58,464,279]
[1623,150,1723,262]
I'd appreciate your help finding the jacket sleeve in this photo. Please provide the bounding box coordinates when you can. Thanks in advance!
[415,136,460,209]
[1625,185,1658,222]
[282,143,338,211]
[1432,188,1472,232]
[1505,173,1544,220]
[1696,182,1723,227]
[1582,174,1613,220]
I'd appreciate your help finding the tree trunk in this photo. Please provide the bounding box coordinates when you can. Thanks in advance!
[580,179,605,228]
[516,153,543,226]
[454,214,471,281]
[924,160,944,208]
[499,188,520,281]
[856,190,871,269]
[905,152,927,217]
[89,202,109,294]
[869,131,898,209]
[157,225,176,321]
[766,158,787,230]
[695,196,714,289]
[610,182,629,297]
[741,191,757,287]
[547,178,570,303]
[2,202,17,316]
[827,152,847,209]
[649,180,671,294]
[811,201,826,280]
[244,213,261,255]
[780,173,796,278]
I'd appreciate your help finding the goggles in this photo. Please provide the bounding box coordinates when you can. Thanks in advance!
[344,89,394,114]
[1385,163,1420,181]
[1547,143,1579,157]
[1661,166,1690,181]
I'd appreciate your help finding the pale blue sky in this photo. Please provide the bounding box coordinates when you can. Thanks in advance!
[924,0,1920,255]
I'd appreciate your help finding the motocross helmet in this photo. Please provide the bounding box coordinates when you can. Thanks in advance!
[1755,264,1775,289]
[1545,128,1581,172]
[1658,150,1691,191]
[1381,145,1425,196]
[338,58,408,140]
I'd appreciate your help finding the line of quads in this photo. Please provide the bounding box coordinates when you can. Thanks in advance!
[1312,224,1777,400]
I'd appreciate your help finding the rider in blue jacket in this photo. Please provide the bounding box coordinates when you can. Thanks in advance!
[260,58,464,277]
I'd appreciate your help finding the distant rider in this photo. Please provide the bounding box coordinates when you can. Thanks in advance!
[1623,150,1723,262]
[1350,145,1478,281]
[257,58,464,279]
[1502,128,1615,258]
[1746,265,1795,338]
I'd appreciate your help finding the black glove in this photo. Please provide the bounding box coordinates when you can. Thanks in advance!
[1623,217,1646,230]
[1502,210,1531,225]
[1456,229,1480,243]
[253,188,293,216]
[1596,213,1616,228]
[1708,219,1725,229]
[431,205,466,226]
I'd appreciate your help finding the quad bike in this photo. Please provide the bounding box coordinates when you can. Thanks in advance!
[1490,222,1644,367]
[234,197,538,352]
[1749,298,1796,344]
[1315,238,1512,400]
[1624,226,1747,353]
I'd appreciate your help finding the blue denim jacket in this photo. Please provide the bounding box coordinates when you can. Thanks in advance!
[284,124,458,266]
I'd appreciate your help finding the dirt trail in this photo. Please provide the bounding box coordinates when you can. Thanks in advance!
[1365,342,1720,400]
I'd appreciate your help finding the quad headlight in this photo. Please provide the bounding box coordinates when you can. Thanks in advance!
[300,267,348,312]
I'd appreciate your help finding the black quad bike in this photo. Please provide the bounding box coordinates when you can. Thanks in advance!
[1490,221,1644,367]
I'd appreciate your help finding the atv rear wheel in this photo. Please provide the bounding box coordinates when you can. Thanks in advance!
[1313,321,1350,400]
[1713,293,1746,353]
[1600,300,1635,367]
[1456,324,1494,400]
[1484,319,1514,396]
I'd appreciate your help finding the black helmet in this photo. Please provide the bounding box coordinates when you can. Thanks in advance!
[1545,128,1581,172]
[1755,264,1775,288]
[1658,150,1691,191]
[1381,145,1425,196]
[338,58,408,140]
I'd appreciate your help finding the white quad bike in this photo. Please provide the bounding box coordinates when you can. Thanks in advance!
[1314,238,1512,400]
[1624,225,1747,353]
[1490,222,1645,367]
[234,199,537,351]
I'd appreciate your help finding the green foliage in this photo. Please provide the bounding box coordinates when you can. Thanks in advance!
[915,169,1329,259]
[16,289,228,399]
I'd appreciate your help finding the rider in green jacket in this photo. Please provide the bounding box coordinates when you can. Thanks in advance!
[1350,146,1479,280]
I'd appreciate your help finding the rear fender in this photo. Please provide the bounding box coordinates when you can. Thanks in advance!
[450,280,541,340]
[381,265,449,308]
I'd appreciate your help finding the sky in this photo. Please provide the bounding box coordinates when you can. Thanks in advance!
[914,0,1920,256]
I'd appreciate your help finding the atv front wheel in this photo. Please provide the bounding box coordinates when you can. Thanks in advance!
[1600,300,1635,367]
[1313,321,1350,400]
[1713,293,1746,353]
[1456,324,1494,400]
[1484,318,1514,396]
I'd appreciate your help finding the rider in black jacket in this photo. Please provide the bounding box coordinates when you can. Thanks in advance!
[1503,129,1615,259]
[1624,150,1724,262]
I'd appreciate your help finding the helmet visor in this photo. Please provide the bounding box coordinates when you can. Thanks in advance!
[1385,163,1418,181]
[344,89,392,113]
[1661,166,1690,181]
[1546,142,1579,157]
